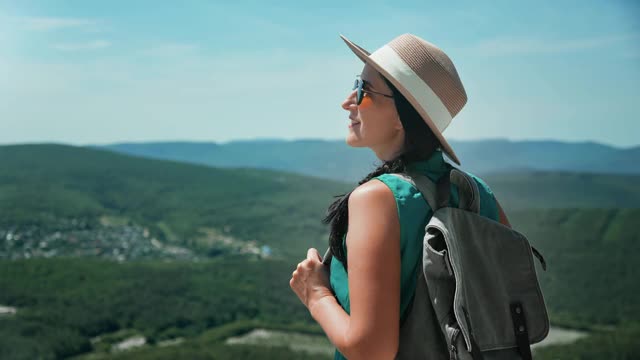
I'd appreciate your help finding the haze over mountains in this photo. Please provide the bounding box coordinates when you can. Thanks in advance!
[97,139,640,183]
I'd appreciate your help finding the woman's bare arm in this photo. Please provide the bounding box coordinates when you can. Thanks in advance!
[310,179,401,359]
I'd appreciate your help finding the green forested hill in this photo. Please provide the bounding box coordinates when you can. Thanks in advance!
[0,144,351,259]
[1,205,640,360]
[484,171,640,210]
[0,258,326,359]
[3,144,639,317]
[1,144,639,359]
[2,144,639,261]
[510,208,640,327]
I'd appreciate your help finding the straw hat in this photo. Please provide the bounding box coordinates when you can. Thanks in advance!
[340,33,467,165]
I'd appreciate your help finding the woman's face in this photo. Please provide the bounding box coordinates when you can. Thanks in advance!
[342,64,405,160]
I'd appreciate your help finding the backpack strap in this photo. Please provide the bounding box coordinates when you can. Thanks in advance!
[436,169,452,210]
[449,169,481,214]
[390,170,480,214]
[510,301,533,360]
[322,247,333,266]
[389,171,439,211]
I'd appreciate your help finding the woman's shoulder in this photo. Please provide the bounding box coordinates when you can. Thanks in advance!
[367,173,433,225]
[349,178,396,209]
[349,176,428,226]
[371,168,497,217]
[371,173,425,202]
[349,177,396,220]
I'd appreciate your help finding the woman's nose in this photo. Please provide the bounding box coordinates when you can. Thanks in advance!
[341,90,357,110]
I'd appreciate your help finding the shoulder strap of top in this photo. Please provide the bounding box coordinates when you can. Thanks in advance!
[387,171,439,211]
[393,169,483,215]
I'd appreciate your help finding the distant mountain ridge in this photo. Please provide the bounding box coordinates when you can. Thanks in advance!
[96,138,640,183]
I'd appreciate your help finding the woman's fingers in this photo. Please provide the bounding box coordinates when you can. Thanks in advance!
[307,248,322,262]
[289,251,333,309]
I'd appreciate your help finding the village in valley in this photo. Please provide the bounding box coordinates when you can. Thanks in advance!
[0,216,273,262]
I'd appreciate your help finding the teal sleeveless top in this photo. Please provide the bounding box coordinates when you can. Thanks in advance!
[329,149,500,360]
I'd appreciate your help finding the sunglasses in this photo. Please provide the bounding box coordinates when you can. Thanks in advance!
[352,76,394,105]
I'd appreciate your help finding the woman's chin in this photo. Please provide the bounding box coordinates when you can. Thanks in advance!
[345,134,363,147]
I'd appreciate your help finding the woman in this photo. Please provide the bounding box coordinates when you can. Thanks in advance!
[289,33,511,360]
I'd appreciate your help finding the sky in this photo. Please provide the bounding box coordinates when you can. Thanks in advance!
[1,0,639,148]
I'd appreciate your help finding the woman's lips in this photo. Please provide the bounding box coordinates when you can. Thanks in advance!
[349,122,360,128]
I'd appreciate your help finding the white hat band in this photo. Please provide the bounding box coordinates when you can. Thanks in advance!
[369,45,453,132]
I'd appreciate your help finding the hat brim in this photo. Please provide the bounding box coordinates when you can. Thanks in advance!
[339,34,461,166]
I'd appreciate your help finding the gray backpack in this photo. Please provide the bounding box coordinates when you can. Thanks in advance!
[322,168,549,359]
[388,168,549,360]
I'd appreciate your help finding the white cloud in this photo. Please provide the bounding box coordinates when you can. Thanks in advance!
[52,40,112,51]
[19,16,98,31]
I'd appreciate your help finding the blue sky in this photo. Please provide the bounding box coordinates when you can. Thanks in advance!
[1,0,639,147]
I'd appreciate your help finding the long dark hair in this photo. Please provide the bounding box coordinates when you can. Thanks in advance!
[323,76,441,268]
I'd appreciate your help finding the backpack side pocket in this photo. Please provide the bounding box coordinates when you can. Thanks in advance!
[423,229,457,334]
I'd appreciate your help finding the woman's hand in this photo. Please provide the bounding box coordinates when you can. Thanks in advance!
[289,248,334,311]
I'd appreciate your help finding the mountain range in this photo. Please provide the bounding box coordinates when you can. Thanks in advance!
[96,138,640,183]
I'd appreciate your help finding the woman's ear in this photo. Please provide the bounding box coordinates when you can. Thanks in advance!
[394,115,403,130]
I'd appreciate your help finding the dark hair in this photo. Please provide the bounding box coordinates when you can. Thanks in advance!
[323,76,441,268]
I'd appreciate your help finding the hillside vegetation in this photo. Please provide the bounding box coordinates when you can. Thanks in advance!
[0,144,351,260]
[1,143,639,359]
[3,144,639,262]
